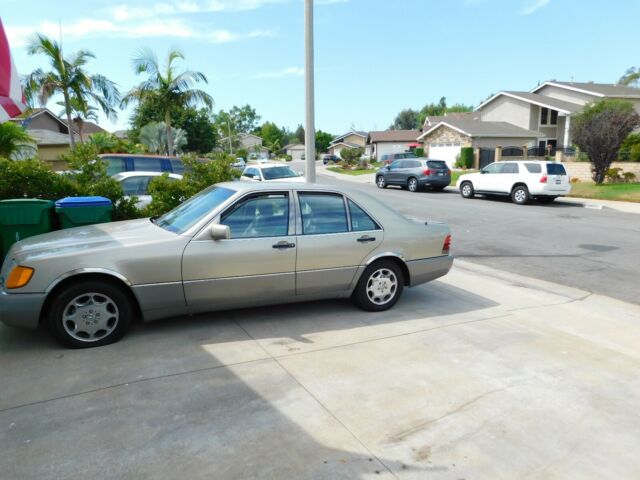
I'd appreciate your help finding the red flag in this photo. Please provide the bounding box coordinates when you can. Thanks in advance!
[0,18,27,122]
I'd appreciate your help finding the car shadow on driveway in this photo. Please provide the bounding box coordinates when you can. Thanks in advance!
[0,280,498,479]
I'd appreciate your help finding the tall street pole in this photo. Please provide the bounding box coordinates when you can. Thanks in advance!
[304,0,316,183]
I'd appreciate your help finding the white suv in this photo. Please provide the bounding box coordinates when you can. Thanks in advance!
[456,161,571,205]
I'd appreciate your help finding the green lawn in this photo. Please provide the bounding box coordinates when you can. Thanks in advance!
[327,166,377,176]
[568,182,640,202]
[450,170,477,185]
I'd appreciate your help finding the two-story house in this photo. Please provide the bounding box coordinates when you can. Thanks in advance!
[328,130,369,158]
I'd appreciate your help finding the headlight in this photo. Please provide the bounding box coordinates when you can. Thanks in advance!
[6,266,35,289]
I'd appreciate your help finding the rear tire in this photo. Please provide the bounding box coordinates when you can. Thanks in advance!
[48,280,133,348]
[352,260,404,312]
[407,177,419,192]
[511,185,529,205]
[376,175,387,189]
[460,181,475,198]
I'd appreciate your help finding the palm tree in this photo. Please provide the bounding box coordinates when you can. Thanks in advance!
[24,34,120,148]
[0,122,35,159]
[56,97,97,143]
[122,48,213,155]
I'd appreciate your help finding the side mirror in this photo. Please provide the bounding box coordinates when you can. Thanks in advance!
[298,171,304,176]
[210,224,230,240]
[480,169,486,174]
[386,165,391,170]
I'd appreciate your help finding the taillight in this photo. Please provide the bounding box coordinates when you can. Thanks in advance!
[423,168,432,176]
[442,234,452,255]
[540,174,548,183]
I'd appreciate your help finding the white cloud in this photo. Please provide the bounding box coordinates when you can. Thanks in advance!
[6,19,274,47]
[253,67,304,79]
[521,0,550,15]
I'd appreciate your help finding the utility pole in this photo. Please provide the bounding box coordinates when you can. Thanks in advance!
[304,0,316,183]
[227,119,233,155]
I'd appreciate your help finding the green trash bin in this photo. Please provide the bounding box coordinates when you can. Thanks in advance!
[0,199,55,259]
[55,196,114,229]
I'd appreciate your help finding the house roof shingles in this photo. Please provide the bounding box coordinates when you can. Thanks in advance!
[502,91,583,113]
[541,81,640,98]
[419,118,542,140]
[369,130,420,143]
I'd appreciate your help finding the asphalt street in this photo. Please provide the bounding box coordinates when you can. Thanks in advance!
[294,161,640,305]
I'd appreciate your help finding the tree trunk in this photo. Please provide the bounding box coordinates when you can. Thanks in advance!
[165,111,174,156]
[63,89,76,149]
[77,118,84,144]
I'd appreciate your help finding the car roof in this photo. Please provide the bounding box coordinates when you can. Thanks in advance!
[112,171,182,179]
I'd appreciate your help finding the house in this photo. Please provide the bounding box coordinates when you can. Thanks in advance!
[422,112,480,129]
[328,130,368,158]
[418,118,542,168]
[9,108,80,166]
[284,143,306,161]
[220,132,269,158]
[368,130,421,162]
[476,81,640,153]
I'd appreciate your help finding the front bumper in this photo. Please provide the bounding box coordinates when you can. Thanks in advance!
[0,289,46,330]
[407,255,454,286]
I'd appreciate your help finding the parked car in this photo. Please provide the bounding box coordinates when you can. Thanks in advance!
[231,157,246,170]
[100,154,185,176]
[241,164,306,183]
[380,152,417,165]
[0,182,453,348]
[322,154,341,165]
[376,158,451,192]
[456,161,571,205]
[112,171,183,209]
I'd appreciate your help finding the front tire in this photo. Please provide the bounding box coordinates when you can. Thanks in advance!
[511,185,529,205]
[460,181,475,198]
[48,280,133,348]
[376,175,387,189]
[407,177,419,192]
[352,260,404,312]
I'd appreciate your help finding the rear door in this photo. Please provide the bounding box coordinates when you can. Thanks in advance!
[497,162,520,193]
[545,163,570,192]
[294,192,382,295]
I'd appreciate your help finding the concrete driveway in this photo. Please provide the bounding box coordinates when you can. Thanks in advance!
[2,261,640,479]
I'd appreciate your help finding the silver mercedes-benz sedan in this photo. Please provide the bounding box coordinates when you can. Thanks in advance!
[0,182,453,348]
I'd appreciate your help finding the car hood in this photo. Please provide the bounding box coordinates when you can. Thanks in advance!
[8,218,177,264]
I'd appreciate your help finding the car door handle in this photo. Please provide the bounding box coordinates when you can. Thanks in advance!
[357,235,376,243]
[272,241,296,249]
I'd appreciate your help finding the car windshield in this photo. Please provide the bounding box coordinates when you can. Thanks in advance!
[262,166,299,180]
[154,186,235,234]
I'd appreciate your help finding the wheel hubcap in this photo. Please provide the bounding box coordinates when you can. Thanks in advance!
[462,185,471,195]
[366,268,398,305]
[377,177,384,187]
[515,190,526,202]
[62,293,119,342]
[409,180,417,191]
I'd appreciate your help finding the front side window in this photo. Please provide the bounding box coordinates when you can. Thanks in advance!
[221,193,289,238]
[348,200,380,232]
[299,193,348,235]
[133,157,163,172]
[104,157,126,176]
[121,176,150,195]
[389,160,401,169]
[483,163,504,174]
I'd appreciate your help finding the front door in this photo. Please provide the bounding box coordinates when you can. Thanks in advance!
[295,192,382,296]
[385,160,404,185]
[182,191,296,312]
[476,162,504,192]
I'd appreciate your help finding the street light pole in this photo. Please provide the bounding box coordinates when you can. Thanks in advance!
[304,0,316,183]
[227,120,233,155]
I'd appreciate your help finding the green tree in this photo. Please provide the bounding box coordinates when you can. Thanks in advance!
[315,130,333,152]
[619,67,640,87]
[229,104,261,133]
[294,124,305,143]
[390,108,419,130]
[0,122,35,158]
[416,97,473,128]
[25,34,120,148]
[260,121,284,153]
[176,108,218,153]
[340,146,364,168]
[571,99,640,183]
[122,48,213,156]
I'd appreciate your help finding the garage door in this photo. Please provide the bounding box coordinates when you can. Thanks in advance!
[428,143,461,168]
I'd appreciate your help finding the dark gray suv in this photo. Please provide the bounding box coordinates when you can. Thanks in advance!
[376,158,451,192]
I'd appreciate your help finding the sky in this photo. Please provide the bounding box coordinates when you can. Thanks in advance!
[3,0,640,136]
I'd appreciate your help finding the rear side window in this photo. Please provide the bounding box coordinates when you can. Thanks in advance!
[524,163,542,173]
[133,157,163,172]
[170,159,185,174]
[546,163,567,175]
[348,200,380,232]
[299,193,348,235]
[502,163,519,174]
[426,160,447,169]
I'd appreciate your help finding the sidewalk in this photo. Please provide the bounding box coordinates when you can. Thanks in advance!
[317,166,640,214]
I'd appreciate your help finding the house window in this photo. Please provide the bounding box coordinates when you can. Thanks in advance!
[550,109,558,125]
[540,107,548,125]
